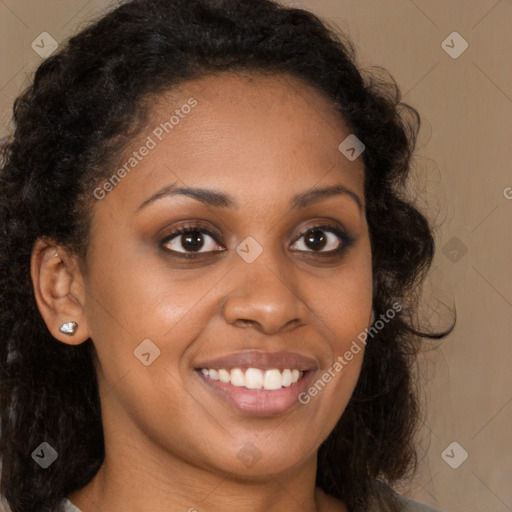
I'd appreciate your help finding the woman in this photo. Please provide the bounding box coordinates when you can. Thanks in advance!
[0,0,454,511]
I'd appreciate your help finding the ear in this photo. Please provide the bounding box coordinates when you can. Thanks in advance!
[30,238,90,345]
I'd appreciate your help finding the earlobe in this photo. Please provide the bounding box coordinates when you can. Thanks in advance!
[30,238,90,345]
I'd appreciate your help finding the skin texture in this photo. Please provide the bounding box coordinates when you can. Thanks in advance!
[31,72,373,512]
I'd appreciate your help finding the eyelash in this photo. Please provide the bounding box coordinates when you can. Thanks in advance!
[160,223,354,259]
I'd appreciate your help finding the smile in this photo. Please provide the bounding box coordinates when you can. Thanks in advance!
[194,350,318,415]
[199,367,304,390]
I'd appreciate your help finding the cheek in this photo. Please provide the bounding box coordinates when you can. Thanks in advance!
[298,301,370,436]
[299,245,372,411]
[81,237,222,381]
[312,246,373,344]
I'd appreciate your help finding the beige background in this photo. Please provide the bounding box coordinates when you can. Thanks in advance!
[1,1,511,511]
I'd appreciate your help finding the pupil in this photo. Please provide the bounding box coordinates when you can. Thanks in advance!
[182,231,204,251]
[306,230,326,250]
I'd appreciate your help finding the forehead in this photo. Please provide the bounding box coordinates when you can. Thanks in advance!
[93,71,365,216]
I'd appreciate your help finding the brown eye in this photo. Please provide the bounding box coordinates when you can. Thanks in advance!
[304,229,328,251]
[161,226,223,255]
[290,225,350,254]
[179,231,205,252]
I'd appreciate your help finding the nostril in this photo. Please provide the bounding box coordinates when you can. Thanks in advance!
[236,319,256,328]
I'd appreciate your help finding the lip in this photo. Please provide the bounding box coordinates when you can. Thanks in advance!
[196,368,317,416]
[193,350,319,416]
[194,350,318,371]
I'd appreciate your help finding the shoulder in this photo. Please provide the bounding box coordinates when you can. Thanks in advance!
[369,480,445,512]
[60,498,82,512]
[394,494,443,512]
[60,488,444,512]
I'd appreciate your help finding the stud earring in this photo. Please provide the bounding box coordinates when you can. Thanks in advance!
[59,322,78,336]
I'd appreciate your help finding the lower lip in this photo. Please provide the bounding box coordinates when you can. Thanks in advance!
[195,370,316,416]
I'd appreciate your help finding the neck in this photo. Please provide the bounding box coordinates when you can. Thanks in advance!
[69,445,332,512]
[68,419,344,512]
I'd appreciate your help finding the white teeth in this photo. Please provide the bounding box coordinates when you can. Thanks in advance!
[263,369,283,390]
[245,368,263,389]
[199,367,304,390]
[230,368,245,387]
[281,369,292,387]
[218,369,230,383]
[208,369,219,381]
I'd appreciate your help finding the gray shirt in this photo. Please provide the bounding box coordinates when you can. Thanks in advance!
[60,493,443,511]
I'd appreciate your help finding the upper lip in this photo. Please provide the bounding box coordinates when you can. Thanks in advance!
[194,350,318,371]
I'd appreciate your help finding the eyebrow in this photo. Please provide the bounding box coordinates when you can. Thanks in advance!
[135,182,363,213]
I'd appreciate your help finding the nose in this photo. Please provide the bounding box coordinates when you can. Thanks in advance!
[222,250,309,335]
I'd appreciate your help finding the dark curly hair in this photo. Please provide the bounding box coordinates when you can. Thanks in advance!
[0,1,454,511]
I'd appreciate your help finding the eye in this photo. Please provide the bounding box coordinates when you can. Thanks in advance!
[160,224,224,257]
[160,222,353,259]
[290,224,352,254]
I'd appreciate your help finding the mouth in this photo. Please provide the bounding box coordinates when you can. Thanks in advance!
[193,350,318,416]
[194,364,316,416]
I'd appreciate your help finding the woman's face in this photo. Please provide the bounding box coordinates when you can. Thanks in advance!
[75,72,372,478]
